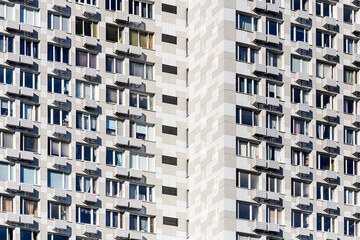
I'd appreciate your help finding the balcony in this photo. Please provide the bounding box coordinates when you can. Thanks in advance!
[295,10,309,22]
[20,23,33,34]
[129,107,142,118]
[20,151,34,162]
[129,169,142,179]
[323,16,337,29]
[84,224,97,236]
[6,213,20,224]
[5,149,19,160]
[83,67,97,80]
[252,189,267,201]
[353,115,360,127]
[114,74,128,85]
[115,167,129,178]
[53,62,67,74]
[252,63,267,74]
[252,95,266,108]
[114,105,129,116]
[115,136,129,147]
[129,46,142,56]
[21,216,34,227]
[6,85,19,95]
[84,161,97,174]
[54,125,67,137]
[129,138,142,148]
[253,221,267,231]
[353,145,360,157]
[322,47,337,60]
[83,5,97,17]
[295,41,309,53]
[114,42,129,54]
[324,201,337,212]
[20,87,34,98]
[253,32,266,42]
[53,157,67,169]
[252,157,267,168]
[116,229,129,239]
[128,15,142,25]
[54,219,67,231]
[266,66,279,76]
[84,130,97,143]
[325,232,337,240]
[266,3,279,14]
[267,223,280,233]
[354,206,360,217]
[296,228,310,238]
[6,52,20,63]
[83,193,97,204]
[353,85,360,97]
[6,20,19,31]
[5,117,19,128]
[20,183,34,194]
[322,109,337,121]
[53,0,67,9]
[266,129,279,139]
[6,181,19,192]
[296,103,310,115]
[323,170,338,181]
[296,196,310,207]
[253,126,266,138]
[129,231,142,240]
[354,175,360,187]
[129,76,142,86]
[83,99,97,110]
[54,188,67,199]
[19,119,33,130]
[353,23,360,33]
[115,197,129,208]
[129,199,142,210]
[296,165,310,177]
[267,191,280,201]
[267,34,279,45]
[267,160,280,170]
[114,12,128,22]
[353,54,360,65]
[253,0,266,11]
[267,97,280,109]
[20,55,34,66]
[83,36,97,48]
[296,134,310,145]
[323,139,337,152]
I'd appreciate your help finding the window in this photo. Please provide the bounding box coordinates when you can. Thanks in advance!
[20,230,37,240]
[290,25,308,42]
[106,56,123,74]
[291,56,309,74]
[266,51,281,67]
[76,206,97,225]
[129,61,153,80]
[106,149,123,166]
[0,35,13,53]
[236,202,259,220]
[292,87,309,104]
[106,24,123,42]
[236,170,259,189]
[20,71,38,90]
[47,13,70,32]
[316,153,335,171]
[106,211,123,228]
[236,140,259,158]
[344,37,357,54]
[0,99,13,117]
[129,153,154,171]
[292,180,310,197]
[48,139,69,157]
[291,149,310,166]
[316,1,334,17]
[1,132,12,149]
[130,30,154,49]
[316,122,335,140]
[344,128,357,145]
[106,118,124,136]
[48,202,69,220]
[291,118,309,135]
[344,158,358,175]
[0,3,14,20]
[75,81,97,99]
[76,50,97,69]
[0,163,13,181]
[266,20,281,36]
[76,175,97,194]
[48,170,69,190]
[20,166,38,185]
[76,0,97,6]
[20,39,38,58]
[106,87,123,104]
[236,108,258,126]
[291,0,309,11]
[0,196,12,212]
[20,7,39,26]
[75,18,98,38]
[0,67,13,84]
[344,188,358,205]
[130,122,154,141]
[20,198,38,216]
[316,61,334,78]
[267,82,281,99]
[236,13,258,32]
[0,228,12,240]
[267,145,281,163]
[106,0,122,11]
[129,92,154,110]
[20,134,38,153]
[292,211,310,228]
[316,92,334,109]
[344,98,356,114]
[48,108,70,127]
[48,44,69,64]
[106,179,123,197]
[316,31,334,48]
[20,103,38,121]
[130,184,153,202]
[236,76,259,95]
[76,144,97,162]
[266,207,282,224]
[344,68,357,84]
[344,219,357,236]
[266,113,282,131]
[236,44,258,63]
[266,175,282,193]
[48,235,69,240]
[129,0,153,19]
[129,214,155,232]
[317,214,335,232]
[48,76,70,95]
[344,6,356,23]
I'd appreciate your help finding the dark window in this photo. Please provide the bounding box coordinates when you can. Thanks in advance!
[162,186,177,196]
[162,125,177,135]
[162,95,178,105]
[162,34,177,44]
[162,155,177,166]
[162,64,178,74]
[162,3,177,14]
[163,216,178,226]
